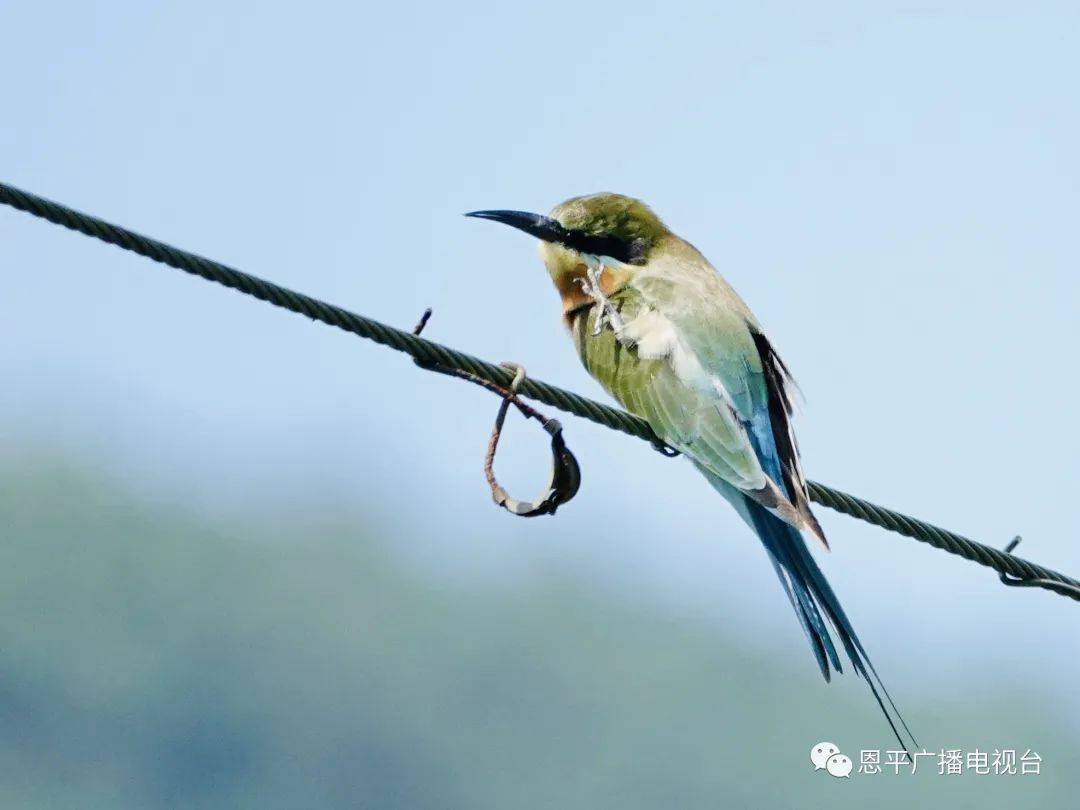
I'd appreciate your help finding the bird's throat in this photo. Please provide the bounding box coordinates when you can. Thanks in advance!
[555,262,632,322]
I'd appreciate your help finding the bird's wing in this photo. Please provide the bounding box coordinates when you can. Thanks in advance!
[573,293,766,491]
[572,254,824,545]
[608,256,907,747]
[743,326,823,543]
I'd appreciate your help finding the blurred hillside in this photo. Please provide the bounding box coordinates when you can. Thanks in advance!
[0,450,1075,809]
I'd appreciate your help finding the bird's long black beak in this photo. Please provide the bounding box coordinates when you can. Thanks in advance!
[465,210,567,243]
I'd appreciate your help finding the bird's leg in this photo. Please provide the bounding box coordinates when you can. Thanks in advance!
[575,267,606,336]
[577,261,626,340]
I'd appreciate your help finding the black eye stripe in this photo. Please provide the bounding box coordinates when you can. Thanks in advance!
[556,228,647,265]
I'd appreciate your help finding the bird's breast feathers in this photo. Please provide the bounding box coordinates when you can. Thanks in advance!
[567,251,823,543]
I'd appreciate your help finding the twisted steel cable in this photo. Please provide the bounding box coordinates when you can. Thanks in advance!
[2,180,1077,602]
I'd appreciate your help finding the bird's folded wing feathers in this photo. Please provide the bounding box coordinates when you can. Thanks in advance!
[573,263,824,544]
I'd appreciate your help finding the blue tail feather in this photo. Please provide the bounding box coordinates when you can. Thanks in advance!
[745,499,841,679]
[743,495,916,752]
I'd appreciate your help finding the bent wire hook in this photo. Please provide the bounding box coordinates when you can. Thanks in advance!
[411,310,581,517]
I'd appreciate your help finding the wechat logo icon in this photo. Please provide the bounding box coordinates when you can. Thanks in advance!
[811,742,852,778]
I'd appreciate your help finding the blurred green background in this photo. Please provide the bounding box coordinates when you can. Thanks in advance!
[1,451,1074,808]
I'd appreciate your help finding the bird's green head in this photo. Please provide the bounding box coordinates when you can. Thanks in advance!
[466,193,669,268]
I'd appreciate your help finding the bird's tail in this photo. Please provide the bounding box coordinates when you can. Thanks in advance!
[742,495,916,753]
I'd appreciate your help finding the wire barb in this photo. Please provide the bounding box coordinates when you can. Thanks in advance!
[1,179,1078,602]
[998,537,1080,599]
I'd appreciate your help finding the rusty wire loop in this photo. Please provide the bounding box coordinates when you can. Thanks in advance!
[1,179,1078,600]
[412,310,581,516]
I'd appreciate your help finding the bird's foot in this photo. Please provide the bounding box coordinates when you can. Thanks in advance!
[577,262,625,339]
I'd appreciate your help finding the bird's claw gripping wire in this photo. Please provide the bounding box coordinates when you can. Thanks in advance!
[651,437,681,457]
[998,536,1080,599]
[411,310,581,517]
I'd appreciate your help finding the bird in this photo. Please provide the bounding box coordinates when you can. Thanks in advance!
[467,193,914,750]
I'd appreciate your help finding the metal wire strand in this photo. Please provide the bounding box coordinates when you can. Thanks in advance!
[2,179,1077,603]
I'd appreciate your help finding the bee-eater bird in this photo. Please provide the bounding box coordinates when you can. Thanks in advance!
[467,194,912,748]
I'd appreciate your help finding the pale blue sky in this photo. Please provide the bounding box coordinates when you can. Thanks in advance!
[2,0,1078,762]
